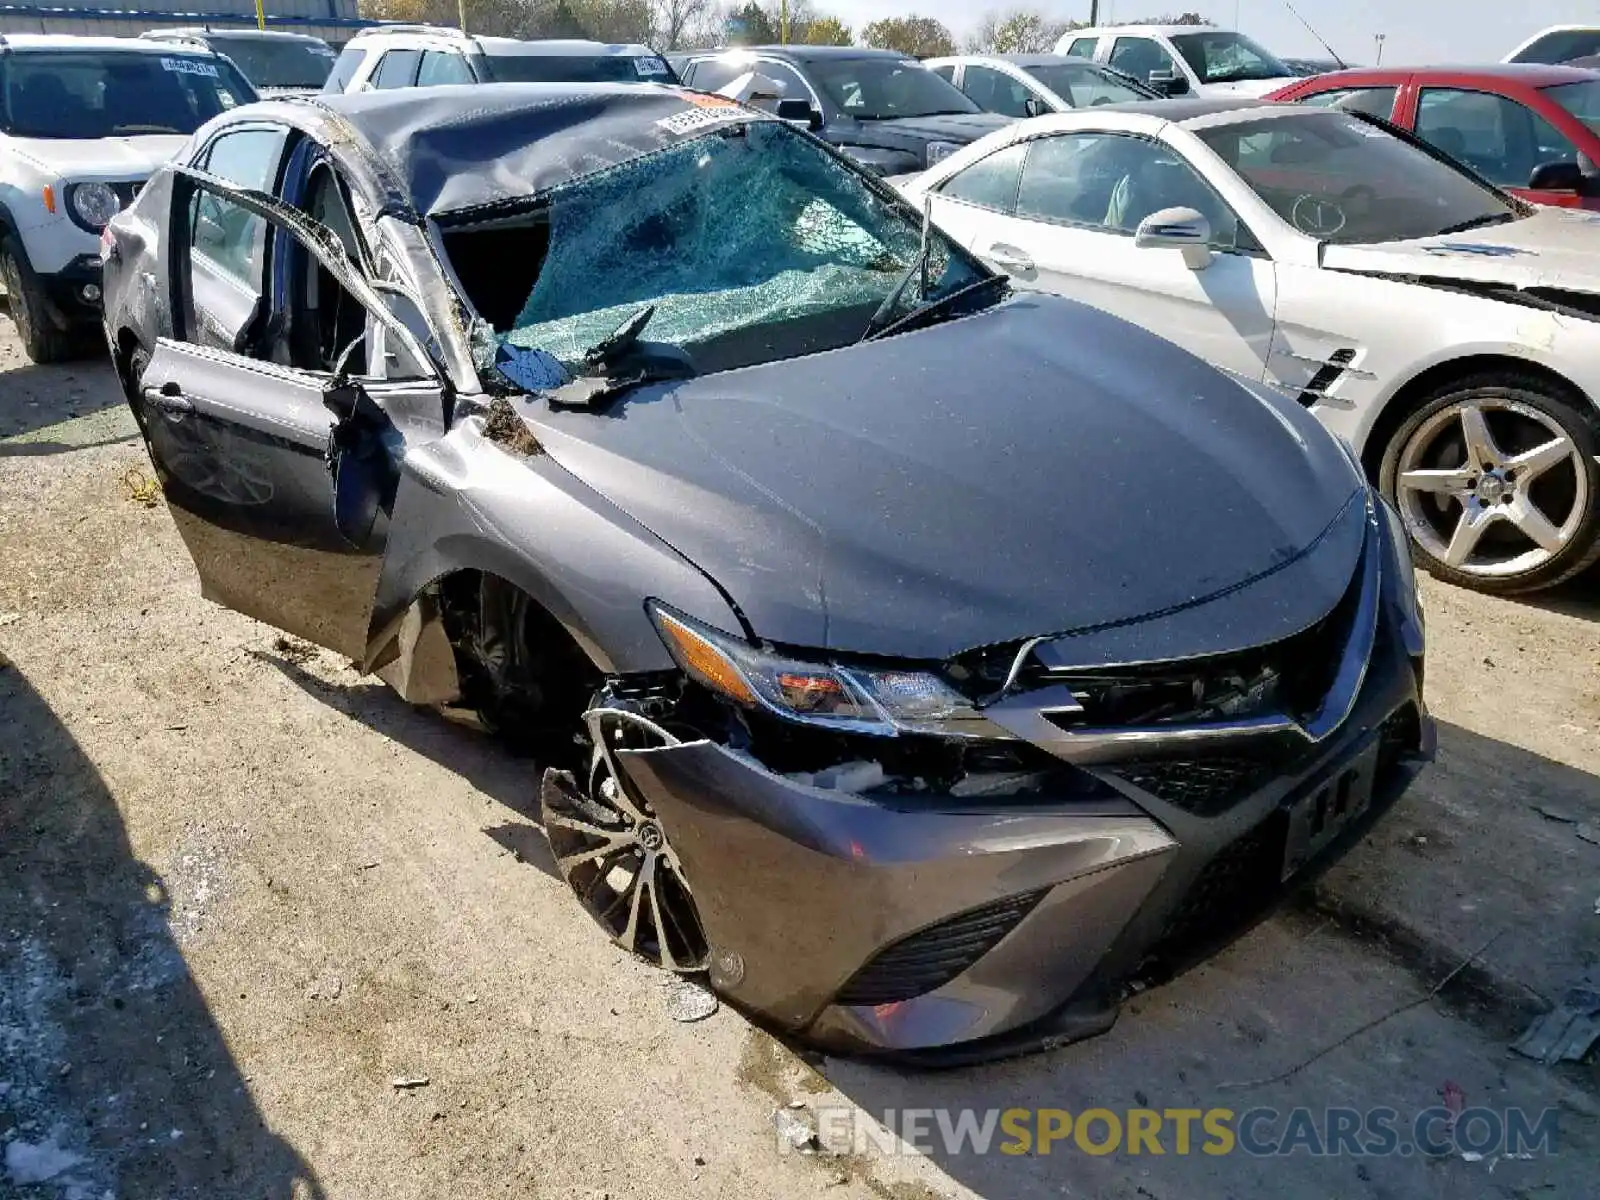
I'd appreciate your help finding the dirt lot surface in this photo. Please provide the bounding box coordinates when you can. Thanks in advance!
[2,315,1598,1199]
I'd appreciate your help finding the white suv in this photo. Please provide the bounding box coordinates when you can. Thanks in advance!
[1052,24,1299,98]
[322,26,676,93]
[0,33,255,361]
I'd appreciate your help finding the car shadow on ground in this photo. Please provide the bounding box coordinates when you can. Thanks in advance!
[250,650,560,881]
[0,659,325,1197]
[1507,560,1600,621]
[0,319,126,445]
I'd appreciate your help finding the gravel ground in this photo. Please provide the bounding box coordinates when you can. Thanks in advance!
[2,318,1598,1199]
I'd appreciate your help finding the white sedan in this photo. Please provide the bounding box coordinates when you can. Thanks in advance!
[901,98,1600,594]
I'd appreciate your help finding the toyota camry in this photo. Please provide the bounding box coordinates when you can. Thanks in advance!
[100,84,1431,1060]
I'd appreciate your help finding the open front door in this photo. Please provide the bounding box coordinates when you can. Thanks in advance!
[138,166,445,659]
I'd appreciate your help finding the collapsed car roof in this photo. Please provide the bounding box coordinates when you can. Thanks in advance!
[297,83,768,217]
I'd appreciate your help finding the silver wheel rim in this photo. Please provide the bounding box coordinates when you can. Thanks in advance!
[541,710,708,972]
[1395,397,1589,578]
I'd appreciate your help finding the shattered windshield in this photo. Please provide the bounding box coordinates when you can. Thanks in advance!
[442,120,991,381]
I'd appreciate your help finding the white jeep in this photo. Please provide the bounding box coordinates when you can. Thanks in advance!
[0,33,255,361]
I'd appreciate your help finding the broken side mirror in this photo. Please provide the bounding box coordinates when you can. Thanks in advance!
[323,379,393,547]
[776,98,823,130]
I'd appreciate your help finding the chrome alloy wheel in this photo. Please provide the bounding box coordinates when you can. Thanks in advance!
[1394,398,1590,579]
[540,709,709,972]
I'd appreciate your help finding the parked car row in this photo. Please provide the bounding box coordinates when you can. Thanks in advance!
[93,81,1433,1062]
[899,98,1600,596]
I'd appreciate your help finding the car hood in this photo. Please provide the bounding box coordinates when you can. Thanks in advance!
[1202,76,1299,97]
[839,111,1013,150]
[5,134,190,179]
[1321,208,1600,291]
[525,295,1364,660]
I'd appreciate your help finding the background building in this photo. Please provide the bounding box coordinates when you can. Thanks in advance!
[0,0,370,45]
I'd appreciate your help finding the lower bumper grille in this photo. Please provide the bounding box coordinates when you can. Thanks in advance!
[1140,814,1285,975]
[1109,755,1275,816]
[836,890,1048,1007]
[1377,703,1422,781]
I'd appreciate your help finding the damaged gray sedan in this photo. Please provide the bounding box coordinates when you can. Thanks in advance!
[101,83,1432,1061]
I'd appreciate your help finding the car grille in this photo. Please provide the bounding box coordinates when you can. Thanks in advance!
[1137,813,1286,978]
[1108,755,1276,817]
[985,557,1367,737]
[835,890,1049,1007]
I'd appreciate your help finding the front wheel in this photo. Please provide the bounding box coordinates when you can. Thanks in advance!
[540,707,709,973]
[0,239,76,364]
[1378,373,1600,594]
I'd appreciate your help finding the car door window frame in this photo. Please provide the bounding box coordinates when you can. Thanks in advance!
[1415,85,1581,189]
[371,48,423,90]
[751,57,823,111]
[936,140,1028,213]
[169,165,439,384]
[417,49,475,87]
[960,64,1033,118]
[188,122,291,295]
[1300,85,1400,121]
[1109,37,1183,89]
[1011,131,1264,254]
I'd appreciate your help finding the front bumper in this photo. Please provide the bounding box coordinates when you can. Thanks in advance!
[36,255,105,328]
[609,515,1432,1060]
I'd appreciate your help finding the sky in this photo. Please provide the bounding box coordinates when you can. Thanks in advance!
[829,1,1599,66]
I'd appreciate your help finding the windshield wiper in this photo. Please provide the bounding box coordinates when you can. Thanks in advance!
[549,367,691,409]
[1433,213,1517,236]
[859,198,935,341]
[860,274,1010,344]
[583,304,656,367]
[554,304,695,409]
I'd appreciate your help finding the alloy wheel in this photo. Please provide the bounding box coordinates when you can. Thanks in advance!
[1394,397,1589,579]
[540,709,708,972]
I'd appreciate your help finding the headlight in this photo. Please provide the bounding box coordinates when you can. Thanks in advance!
[924,140,963,166]
[67,182,120,231]
[649,603,1013,740]
[1377,493,1425,652]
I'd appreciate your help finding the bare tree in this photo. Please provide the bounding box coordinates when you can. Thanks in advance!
[651,0,711,48]
[860,14,956,58]
[967,8,1075,54]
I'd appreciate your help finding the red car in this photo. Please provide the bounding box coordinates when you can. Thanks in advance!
[1268,64,1600,209]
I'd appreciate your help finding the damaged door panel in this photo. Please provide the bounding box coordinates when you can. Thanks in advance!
[145,168,448,659]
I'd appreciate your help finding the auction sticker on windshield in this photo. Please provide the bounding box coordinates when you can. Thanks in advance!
[161,57,220,77]
[635,56,669,77]
[657,95,758,136]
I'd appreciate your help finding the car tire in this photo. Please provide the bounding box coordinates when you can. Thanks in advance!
[1378,372,1600,594]
[540,706,710,974]
[0,238,76,364]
